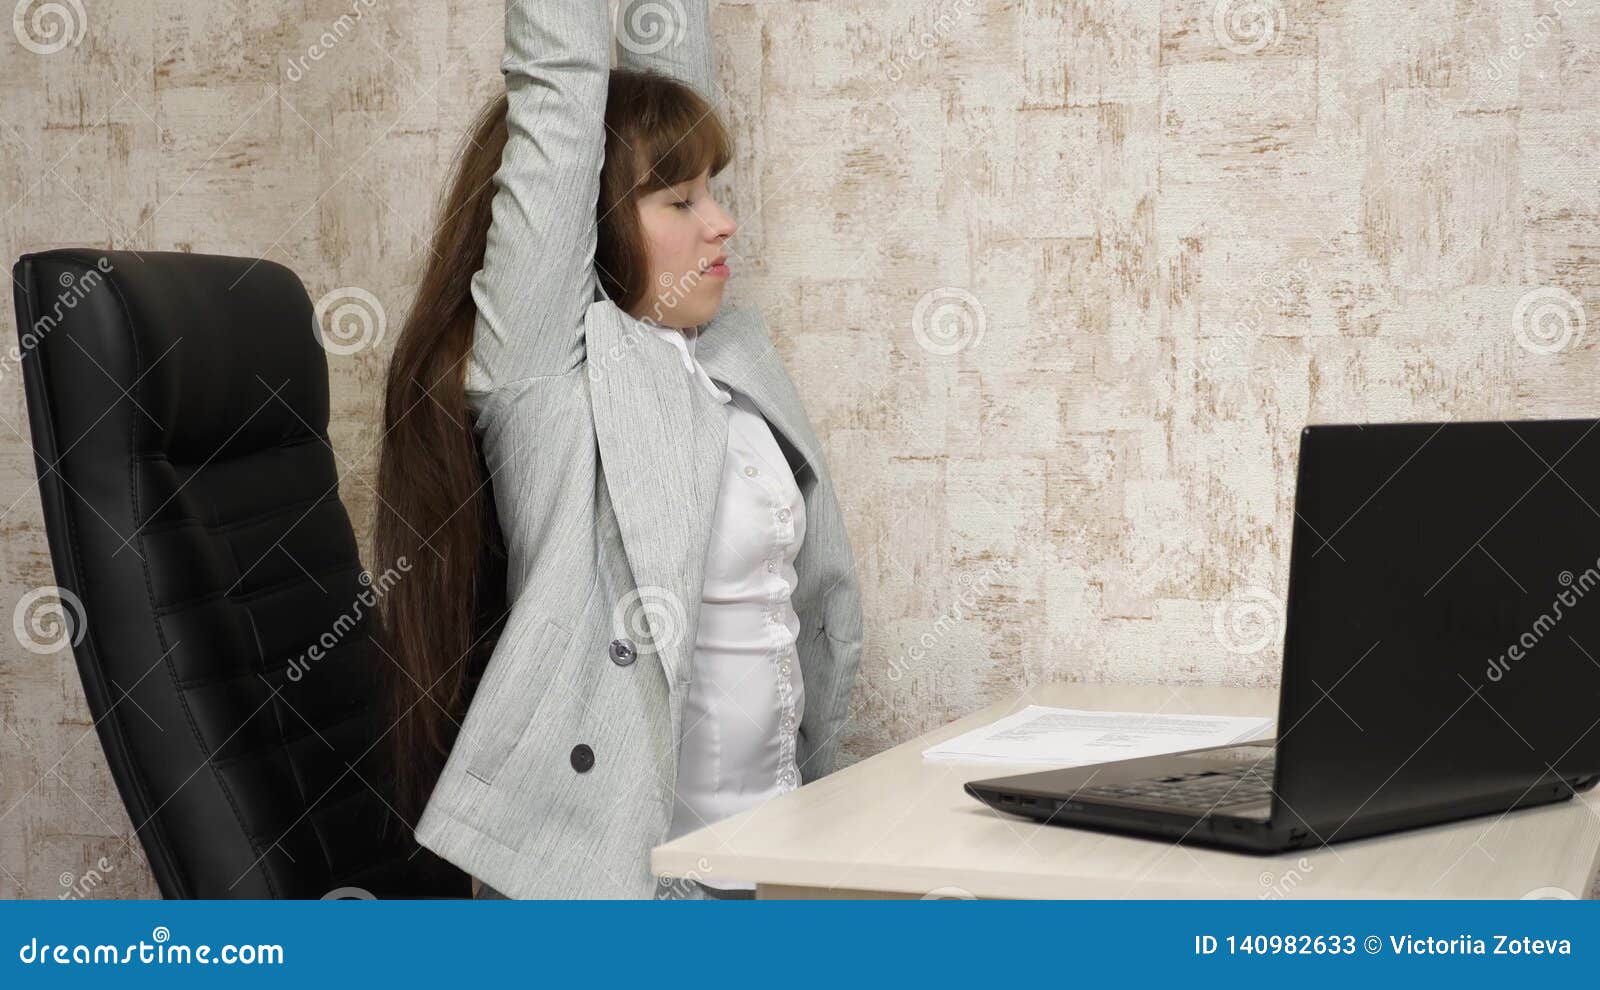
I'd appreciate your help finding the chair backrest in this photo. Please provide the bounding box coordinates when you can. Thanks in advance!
[9,248,469,898]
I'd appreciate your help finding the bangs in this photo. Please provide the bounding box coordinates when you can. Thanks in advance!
[631,94,732,195]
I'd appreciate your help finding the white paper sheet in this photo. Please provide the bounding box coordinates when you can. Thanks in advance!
[921,705,1274,766]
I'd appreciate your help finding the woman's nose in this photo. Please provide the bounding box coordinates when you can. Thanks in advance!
[708,200,737,238]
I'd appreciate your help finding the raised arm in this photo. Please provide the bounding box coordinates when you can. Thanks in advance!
[467,0,611,390]
[613,0,718,107]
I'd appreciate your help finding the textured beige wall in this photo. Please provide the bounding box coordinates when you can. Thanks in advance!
[2,1,1598,898]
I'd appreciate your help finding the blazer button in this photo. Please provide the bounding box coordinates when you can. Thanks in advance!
[609,638,636,666]
[570,744,595,773]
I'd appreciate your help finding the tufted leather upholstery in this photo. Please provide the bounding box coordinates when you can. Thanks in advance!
[10,248,469,898]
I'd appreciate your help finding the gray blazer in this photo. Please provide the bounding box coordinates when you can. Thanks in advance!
[413,0,865,899]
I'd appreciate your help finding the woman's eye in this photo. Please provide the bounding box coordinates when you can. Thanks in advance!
[672,199,693,210]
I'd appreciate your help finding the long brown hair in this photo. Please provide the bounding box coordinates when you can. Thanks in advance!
[372,68,733,826]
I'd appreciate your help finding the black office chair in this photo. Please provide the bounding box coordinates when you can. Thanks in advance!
[9,247,470,898]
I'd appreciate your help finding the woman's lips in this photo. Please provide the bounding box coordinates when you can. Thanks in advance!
[702,262,729,278]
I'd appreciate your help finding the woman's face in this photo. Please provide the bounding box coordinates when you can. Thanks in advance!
[629,167,736,329]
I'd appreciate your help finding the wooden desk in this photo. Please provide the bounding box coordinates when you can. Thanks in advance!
[651,683,1600,899]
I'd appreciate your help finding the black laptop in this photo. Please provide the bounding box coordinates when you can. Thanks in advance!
[966,419,1600,852]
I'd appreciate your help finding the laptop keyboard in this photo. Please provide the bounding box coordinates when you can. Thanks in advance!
[1078,754,1276,810]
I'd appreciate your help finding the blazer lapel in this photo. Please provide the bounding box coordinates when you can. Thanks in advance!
[585,304,725,690]
[695,306,825,481]
[585,302,823,692]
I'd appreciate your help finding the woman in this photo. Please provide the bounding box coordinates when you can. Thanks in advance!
[372,0,865,899]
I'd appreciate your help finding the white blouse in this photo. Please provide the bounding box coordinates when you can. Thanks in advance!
[644,320,807,894]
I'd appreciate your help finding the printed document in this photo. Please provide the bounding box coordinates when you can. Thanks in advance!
[921,705,1274,765]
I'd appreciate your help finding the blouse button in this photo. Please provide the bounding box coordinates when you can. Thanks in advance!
[777,508,791,522]
[779,662,791,676]
[744,465,758,477]
[765,560,776,573]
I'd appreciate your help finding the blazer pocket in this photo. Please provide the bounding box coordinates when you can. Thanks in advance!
[462,615,573,786]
